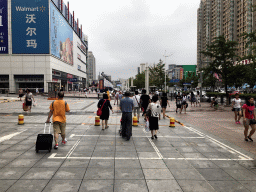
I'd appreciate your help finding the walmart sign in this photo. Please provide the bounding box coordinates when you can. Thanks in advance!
[12,0,49,54]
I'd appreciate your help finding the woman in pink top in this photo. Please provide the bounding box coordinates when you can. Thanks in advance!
[242,97,256,142]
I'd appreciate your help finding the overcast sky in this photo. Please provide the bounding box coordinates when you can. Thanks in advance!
[66,0,199,80]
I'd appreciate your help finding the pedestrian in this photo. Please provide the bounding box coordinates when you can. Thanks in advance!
[196,91,201,107]
[119,91,123,101]
[18,88,24,101]
[232,93,242,124]
[180,93,188,114]
[211,96,219,110]
[114,91,120,105]
[106,89,111,101]
[242,97,256,142]
[97,90,100,100]
[190,92,196,107]
[132,91,141,122]
[160,92,170,119]
[25,89,35,113]
[147,95,161,139]
[120,91,134,141]
[140,89,151,120]
[36,87,39,96]
[97,93,114,130]
[46,92,70,149]
[175,92,182,113]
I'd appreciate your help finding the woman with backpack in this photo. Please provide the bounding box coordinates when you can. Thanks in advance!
[97,94,114,130]
[146,95,161,139]
[25,89,35,113]
[242,97,256,142]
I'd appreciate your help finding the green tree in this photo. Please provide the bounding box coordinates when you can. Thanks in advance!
[201,35,238,102]
[133,72,145,89]
[149,60,168,90]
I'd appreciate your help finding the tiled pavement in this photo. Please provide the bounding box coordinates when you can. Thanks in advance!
[0,96,256,191]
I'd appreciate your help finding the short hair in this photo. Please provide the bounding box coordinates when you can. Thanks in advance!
[124,91,130,97]
[178,92,180,94]
[152,95,158,102]
[27,89,30,93]
[163,92,167,97]
[103,94,108,99]
[58,92,64,98]
[135,91,138,95]
[142,90,146,94]
[235,93,239,96]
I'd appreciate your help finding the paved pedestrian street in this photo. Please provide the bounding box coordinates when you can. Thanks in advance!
[0,96,256,191]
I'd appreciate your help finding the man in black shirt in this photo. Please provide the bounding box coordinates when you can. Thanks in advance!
[140,89,151,119]
[175,92,182,113]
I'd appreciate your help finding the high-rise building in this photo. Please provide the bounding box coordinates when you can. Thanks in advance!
[137,67,140,74]
[87,51,96,85]
[197,0,254,68]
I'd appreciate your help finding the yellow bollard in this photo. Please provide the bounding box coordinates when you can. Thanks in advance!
[133,116,138,126]
[95,116,100,126]
[18,114,24,125]
[169,117,175,128]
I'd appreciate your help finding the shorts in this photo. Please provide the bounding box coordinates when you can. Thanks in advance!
[182,101,187,106]
[233,108,241,112]
[161,105,167,109]
[176,104,181,108]
[243,119,256,126]
[134,107,140,115]
[53,122,66,135]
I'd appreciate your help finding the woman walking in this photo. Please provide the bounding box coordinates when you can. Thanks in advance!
[146,95,161,140]
[242,97,256,142]
[160,93,170,119]
[232,93,242,124]
[180,93,188,114]
[97,94,114,130]
[190,92,196,107]
[140,89,151,120]
[25,89,35,113]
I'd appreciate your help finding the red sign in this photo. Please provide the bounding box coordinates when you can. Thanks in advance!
[52,78,58,82]
[68,81,72,84]
[180,68,184,80]
[99,79,104,90]
[67,74,73,78]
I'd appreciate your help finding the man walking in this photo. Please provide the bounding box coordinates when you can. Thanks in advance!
[120,91,134,141]
[132,91,141,122]
[46,92,70,149]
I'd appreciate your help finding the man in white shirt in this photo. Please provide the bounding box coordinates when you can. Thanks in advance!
[132,91,141,122]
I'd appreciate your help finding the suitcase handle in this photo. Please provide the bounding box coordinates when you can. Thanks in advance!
[44,123,51,134]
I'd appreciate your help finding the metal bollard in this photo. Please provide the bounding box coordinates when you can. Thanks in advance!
[133,116,138,126]
[169,117,175,128]
[95,116,100,126]
[18,114,24,125]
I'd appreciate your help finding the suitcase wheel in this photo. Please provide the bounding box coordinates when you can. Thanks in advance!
[48,148,51,152]
[36,150,39,153]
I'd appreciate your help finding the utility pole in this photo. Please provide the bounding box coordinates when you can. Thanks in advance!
[163,51,173,93]
[145,63,149,94]
[200,56,203,102]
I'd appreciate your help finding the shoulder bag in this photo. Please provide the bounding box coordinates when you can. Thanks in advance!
[97,99,107,116]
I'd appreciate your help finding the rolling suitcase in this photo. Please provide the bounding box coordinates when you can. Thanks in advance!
[35,123,53,153]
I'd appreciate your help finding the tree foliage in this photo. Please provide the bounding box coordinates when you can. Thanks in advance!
[133,72,145,89]
[201,35,238,97]
[149,60,169,89]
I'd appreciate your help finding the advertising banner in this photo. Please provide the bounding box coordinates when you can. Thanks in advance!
[99,79,104,90]
[50,2,73,65]
[0,0,8,54]
[179,68,184,80]
[12,0,49,54]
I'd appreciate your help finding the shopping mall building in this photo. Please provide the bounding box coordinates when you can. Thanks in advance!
[0,0,88,93]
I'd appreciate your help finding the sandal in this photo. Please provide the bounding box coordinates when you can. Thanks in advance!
[248,137,253,142]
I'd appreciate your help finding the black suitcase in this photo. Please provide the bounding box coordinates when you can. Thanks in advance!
[35,123,53,153]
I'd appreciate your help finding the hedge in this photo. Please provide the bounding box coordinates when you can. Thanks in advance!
[206,92,256,99]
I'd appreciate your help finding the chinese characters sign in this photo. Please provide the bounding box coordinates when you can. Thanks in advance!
[12,0,49,54]
[50,2,73,65]
[0,0,8,54]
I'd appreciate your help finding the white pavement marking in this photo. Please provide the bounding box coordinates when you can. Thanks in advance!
[66,139,81,158]
[71,134,204,139]
[143,129,164,159]
[184,126,253,160]
[0,129,27,143]
[48,153,252,161]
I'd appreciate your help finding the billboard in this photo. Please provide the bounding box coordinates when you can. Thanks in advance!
[99,79,104,90]
[0,0,8,54]
[50,2,73,65]
[12,0,49,54]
